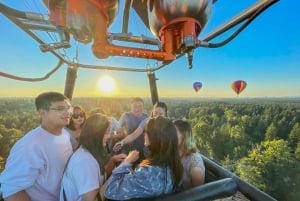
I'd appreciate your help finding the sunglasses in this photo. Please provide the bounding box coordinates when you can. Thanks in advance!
[72,113,84,119]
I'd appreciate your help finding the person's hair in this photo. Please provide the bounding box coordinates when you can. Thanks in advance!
[35,91,70,110]
[144,116,183,189]
[151,101,168,117]
[173,120,198,156]
[79,114,110,175]
[130,97,144,104]
[89,107,105,116]
[67,105,86,130]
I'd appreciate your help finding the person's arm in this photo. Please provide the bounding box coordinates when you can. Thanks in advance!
[105,154,127,178]
[113,126,143,152]
[189,153,206,187]
[113,118,147,152]
[190,167,205,187]
[81,188,100,201]
[4,191,31,201]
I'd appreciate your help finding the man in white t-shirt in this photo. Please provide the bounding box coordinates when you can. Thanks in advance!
[0,91,73,201]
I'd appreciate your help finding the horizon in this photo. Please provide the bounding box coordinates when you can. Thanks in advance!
[0,0,299,98]
[1,95,299,100]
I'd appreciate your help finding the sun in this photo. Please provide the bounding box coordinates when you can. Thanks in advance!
[98,75,115,93]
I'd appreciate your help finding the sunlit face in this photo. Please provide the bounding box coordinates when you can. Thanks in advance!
[152,106,166,118]
[98,75,115,93]
[71,108,85,126]
[41,100,73,128]
[131,101,144,116]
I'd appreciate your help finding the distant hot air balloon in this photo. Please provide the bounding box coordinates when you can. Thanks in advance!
[231,80,247,96]
[193,82,202,92]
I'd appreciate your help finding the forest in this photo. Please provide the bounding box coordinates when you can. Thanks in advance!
[0,97,299,200]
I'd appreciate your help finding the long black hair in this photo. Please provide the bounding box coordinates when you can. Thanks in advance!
[144,116,183,188]
[79,114,110,175]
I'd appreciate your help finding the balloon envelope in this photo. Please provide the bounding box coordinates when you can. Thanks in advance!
[193,82,202,92]
[231,80,247,95]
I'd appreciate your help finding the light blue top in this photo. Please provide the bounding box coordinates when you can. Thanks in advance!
[104,162,173,200]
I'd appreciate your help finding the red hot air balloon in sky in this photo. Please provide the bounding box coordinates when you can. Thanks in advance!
[193,82,202,92]
[231,80,247,96]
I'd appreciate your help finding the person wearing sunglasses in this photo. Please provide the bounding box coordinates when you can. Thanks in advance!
[66,105,87,150]
[0,91,73,201]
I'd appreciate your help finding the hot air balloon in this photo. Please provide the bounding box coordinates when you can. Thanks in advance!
[193,82,202,92]
[231,80,247,96]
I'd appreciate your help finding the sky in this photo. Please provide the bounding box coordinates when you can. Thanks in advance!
[0,0,299,98]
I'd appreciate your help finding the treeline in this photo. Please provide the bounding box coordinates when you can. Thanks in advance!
[0,97,300,200]
[188,100,300,200]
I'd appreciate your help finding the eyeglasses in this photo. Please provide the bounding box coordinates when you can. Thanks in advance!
[72,113,84,119]
[48,106,73,112]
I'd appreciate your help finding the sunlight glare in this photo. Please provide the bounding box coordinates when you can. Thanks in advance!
[98,75,115,93]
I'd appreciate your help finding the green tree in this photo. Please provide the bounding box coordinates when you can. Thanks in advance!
[265,122,278,140]
[236,139,298,200]
[288,122,300,151]
[295,141,300,160]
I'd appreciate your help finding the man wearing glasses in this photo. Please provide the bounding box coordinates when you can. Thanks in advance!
[0,91,73,201]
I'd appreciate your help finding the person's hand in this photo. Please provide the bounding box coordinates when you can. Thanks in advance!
[113,141,123,152]
[112,153,127,163]
[124,150,139,164]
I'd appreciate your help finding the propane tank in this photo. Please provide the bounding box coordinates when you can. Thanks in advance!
[147,0,212,68]
[147,0,212,39]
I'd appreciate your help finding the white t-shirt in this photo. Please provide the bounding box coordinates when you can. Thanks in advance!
[0,126,73,201]
[60,146,104,201]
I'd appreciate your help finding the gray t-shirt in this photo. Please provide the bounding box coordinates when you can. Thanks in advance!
[180,152,205,191]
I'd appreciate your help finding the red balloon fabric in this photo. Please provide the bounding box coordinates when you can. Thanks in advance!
[231,80,247,95]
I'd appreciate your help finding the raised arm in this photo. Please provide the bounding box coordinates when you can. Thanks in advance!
[114,127,143,150]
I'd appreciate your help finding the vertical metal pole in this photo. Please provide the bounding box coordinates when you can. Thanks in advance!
[122,0,132,33]
[147,71,159,105]
[64,65,78,100]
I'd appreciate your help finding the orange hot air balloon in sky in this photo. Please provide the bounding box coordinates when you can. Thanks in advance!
[231,80,247,96]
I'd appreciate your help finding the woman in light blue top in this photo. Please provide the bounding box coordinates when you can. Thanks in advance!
[104,116,183,200]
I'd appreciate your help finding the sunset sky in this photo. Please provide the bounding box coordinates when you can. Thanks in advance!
[0,0,299,98]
